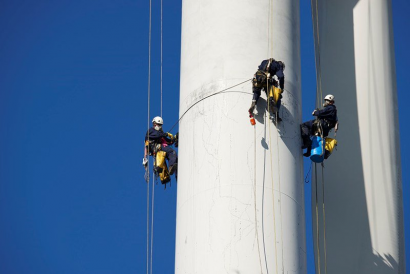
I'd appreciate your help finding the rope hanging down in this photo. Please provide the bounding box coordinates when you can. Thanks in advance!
[267,1,285,272]
[311,0,328,273]
[146,0,152,273]
[146,0,164,272]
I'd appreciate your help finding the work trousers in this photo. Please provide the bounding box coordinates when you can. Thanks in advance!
[161,146,177,167]
[300,119,333,148]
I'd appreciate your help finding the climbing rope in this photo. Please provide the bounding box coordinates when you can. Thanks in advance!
[166,79,252,133]
[160,0,163,117]
[146,0,152,273]
[314,163,321,274]
[253,124,263,274]
[268,112,279,274]
[275,113,285,274]
[322,165,327,274]
[311,0,328,273]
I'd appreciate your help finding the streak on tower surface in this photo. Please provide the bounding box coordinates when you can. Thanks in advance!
[311,0,405,273]
[175,1,306,273]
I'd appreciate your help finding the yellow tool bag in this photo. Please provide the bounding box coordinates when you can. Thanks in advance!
[324,137,338,159]
[155,151,170,184]
[269,85,283,104]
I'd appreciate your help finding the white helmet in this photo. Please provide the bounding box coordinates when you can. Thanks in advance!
[324,94,334,101]
[152,116,163,125]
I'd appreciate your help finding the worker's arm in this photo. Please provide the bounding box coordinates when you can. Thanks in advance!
[163,132,175,144]
[270,62,285,89]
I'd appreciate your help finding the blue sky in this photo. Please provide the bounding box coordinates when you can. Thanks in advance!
[0,1,408,273]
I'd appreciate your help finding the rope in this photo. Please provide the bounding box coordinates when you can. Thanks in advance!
[311,1,328,273]
[267,76,279,274]
[275,111,285,274]
[322,165,327,274]
[305,161,313,184]
[254,124,263,274]
[167,79,252,132]
[311,0,323,108]
[160,0,163,117]
[314,164,321,274]
[149,171,155,274]
[146,0,152,272]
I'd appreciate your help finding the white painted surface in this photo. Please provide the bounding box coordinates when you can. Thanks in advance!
[312,0,405,273]
[175,0,306,273]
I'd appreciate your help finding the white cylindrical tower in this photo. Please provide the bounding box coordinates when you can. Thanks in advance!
[175,1,306,273]
[311,0,405,273]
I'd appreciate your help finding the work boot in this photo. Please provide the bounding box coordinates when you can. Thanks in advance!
[169,163,178,175]
[248,100,257,114]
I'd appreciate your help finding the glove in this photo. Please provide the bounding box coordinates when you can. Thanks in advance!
[142,158,148,167]
[312,109,319,116]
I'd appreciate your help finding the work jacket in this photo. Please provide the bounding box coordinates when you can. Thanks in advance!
[314,104,338,126]
[145,127,174,153]
[258,59,285,89]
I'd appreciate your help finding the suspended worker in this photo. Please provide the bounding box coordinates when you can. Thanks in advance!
[143,116,178,178]
[248,58,285,121]
[301,94,338,157]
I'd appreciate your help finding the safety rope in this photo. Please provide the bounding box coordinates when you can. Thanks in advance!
[160,0,163,117]
[149,1,164,272]
[254,124,263,274]
[166,79,252,133]
[322,165,327,274]
[146,0,152,273]
[275,111,285,274]
[149,172,155,274]
[314,163,321,274]
[311,0,328,273]
[266,76,279,274]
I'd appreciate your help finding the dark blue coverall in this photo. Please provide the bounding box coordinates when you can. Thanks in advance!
[252,59,285,107]
[145,127,177,167]
[301,104,338,150]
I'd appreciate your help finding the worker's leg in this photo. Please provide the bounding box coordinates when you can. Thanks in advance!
[300,120,314,149]
[162,146,177,174]
[249,85,262,113]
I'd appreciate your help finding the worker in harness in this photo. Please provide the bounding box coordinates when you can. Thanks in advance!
[301,94,338,157]
[143,116,178,180]
[248,58,285,122]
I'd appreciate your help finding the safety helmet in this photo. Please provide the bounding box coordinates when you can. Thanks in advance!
[152,116,163,125]
[324,94,334,101]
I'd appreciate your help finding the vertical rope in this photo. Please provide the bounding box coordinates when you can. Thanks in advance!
[314,164,321,274]
[321,165,327,274]
[146,0,152,273]
[254,125,263,274]
[311,1,328,273]
[269,118,279,274]
[275,111,285,274]
[160,0,163,117]
[311,0,323,108]
[150,173,155,274]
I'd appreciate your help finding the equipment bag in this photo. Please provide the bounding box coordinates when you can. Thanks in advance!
[269,85,283,104]
[324,138,337,159]
[310,136,325,163]
[155,151,170,184]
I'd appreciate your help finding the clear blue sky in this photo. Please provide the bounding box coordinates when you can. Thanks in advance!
[0,1,408,273]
